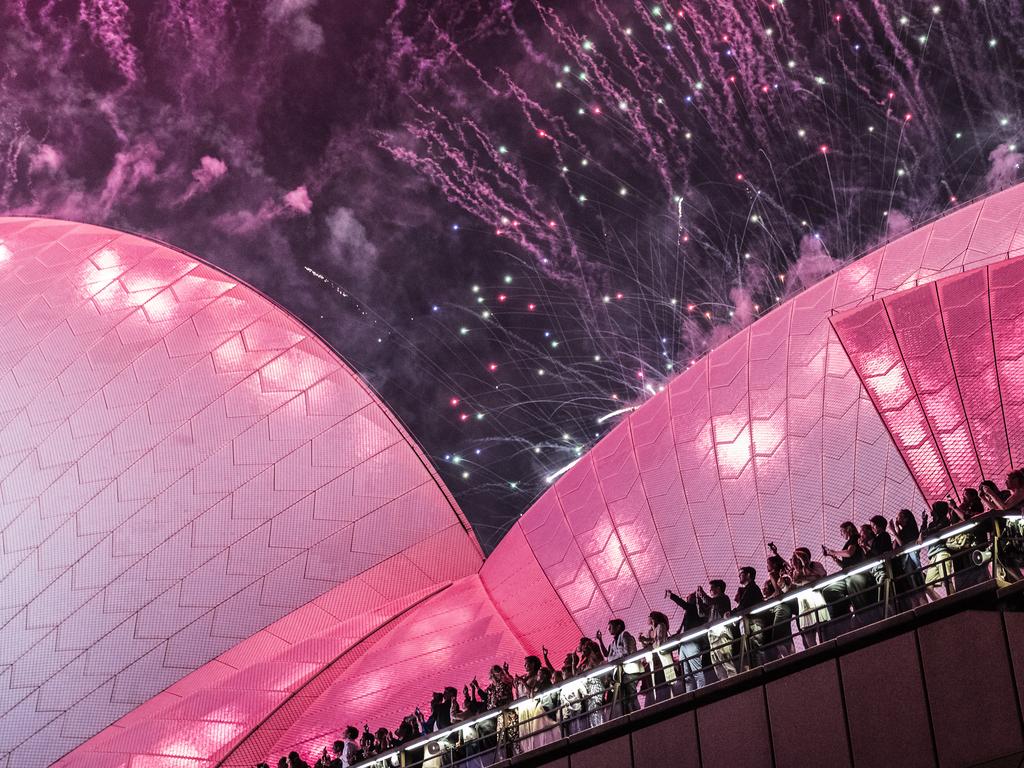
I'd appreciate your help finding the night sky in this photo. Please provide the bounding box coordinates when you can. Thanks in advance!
[2,0,1022,551]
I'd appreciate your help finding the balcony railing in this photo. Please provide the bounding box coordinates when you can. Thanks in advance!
[332,511,1024,768]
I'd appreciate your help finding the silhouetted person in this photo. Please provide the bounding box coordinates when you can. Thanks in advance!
[763,555,795,659]
[597,618,639,715]
[666,589,707,691]
[696,580,736,678]
[735,566,766,668]
[922,502,954,600]
[890,509,925,608]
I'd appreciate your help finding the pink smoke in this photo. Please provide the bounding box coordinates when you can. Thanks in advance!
[886,210,913,238]
[985,143,1023,191]
[179,156,228,203]
[28,145,62,175]
[284,185,314,214]
[788,234,841,294]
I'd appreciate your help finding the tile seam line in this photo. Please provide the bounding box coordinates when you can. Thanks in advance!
[551,457,616,628]
[0,308,298,616]
[0,260,248,546]
[704,353,740,575]
[665,370,711,582]
[823,275,840,548]
[932,279,983,489]
[0,215,480,556]
[825,309,932,505]
[65,581,452,767]
[986,264,1014,471]
[743,326,770,557]
[625,395,693,598]
[0,410,462,738]
[479,526,583,651]
[878,294,957,496]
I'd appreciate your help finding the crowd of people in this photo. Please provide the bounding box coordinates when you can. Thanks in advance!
[259,472,1024,768]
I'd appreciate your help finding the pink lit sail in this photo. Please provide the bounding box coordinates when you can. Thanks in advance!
[6,180,1024,768]
[833,255,1024,499]
[0,218,482,767]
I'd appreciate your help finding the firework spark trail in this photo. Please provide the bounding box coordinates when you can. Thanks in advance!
[501,76,582,193]
[533,2,679,191]
[378,0,1024,440]
[383,109,575,275]
[2,0,1024,526]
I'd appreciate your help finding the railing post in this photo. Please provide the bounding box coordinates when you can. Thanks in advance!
[882,556,895,618]
[738,615,750,671]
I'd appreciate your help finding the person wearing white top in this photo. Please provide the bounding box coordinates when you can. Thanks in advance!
[338,727,360,768]
[597,618,639,715]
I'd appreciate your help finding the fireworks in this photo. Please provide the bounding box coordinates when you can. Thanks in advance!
[4,0,1022,551]
[343,0,1024,547]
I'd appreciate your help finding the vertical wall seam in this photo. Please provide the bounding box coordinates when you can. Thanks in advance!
[664,374,711,580]
[912,627,942,767]
[933,281,983,490]
[833,657,858,768]
[986,266,1014,470]
[879,297,957,497]
[999,611,1024,740]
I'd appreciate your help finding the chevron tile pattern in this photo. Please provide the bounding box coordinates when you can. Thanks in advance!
[15,182,1024,768]
[482,182,1024,639]
[832,255,1024,500]
[0,218,483,768]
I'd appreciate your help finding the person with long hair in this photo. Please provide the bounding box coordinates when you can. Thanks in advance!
[824,521,875,621]
[789,547,829,648]
[482,664,519,762]
[577,643,608,730]
[638,610,675,703]
[889,509,926,608]
[981,473,1024,584]
[515,656,558,752]
[980,471,1024,512]
[946,488,990,589]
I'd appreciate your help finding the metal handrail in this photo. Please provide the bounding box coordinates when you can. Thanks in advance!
[325,510,1022,768]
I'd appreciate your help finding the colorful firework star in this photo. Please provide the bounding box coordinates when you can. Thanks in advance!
[2,0,1023,548]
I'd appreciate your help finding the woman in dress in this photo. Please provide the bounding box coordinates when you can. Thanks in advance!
[514,656,559,752]
[577,644,608,730]
[483,664,519,762]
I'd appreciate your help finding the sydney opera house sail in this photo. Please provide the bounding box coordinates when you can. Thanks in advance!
[0,217,483,766]
[1,180,1024,767]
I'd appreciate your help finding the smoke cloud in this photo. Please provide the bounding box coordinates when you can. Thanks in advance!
[985,143,1023,192]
